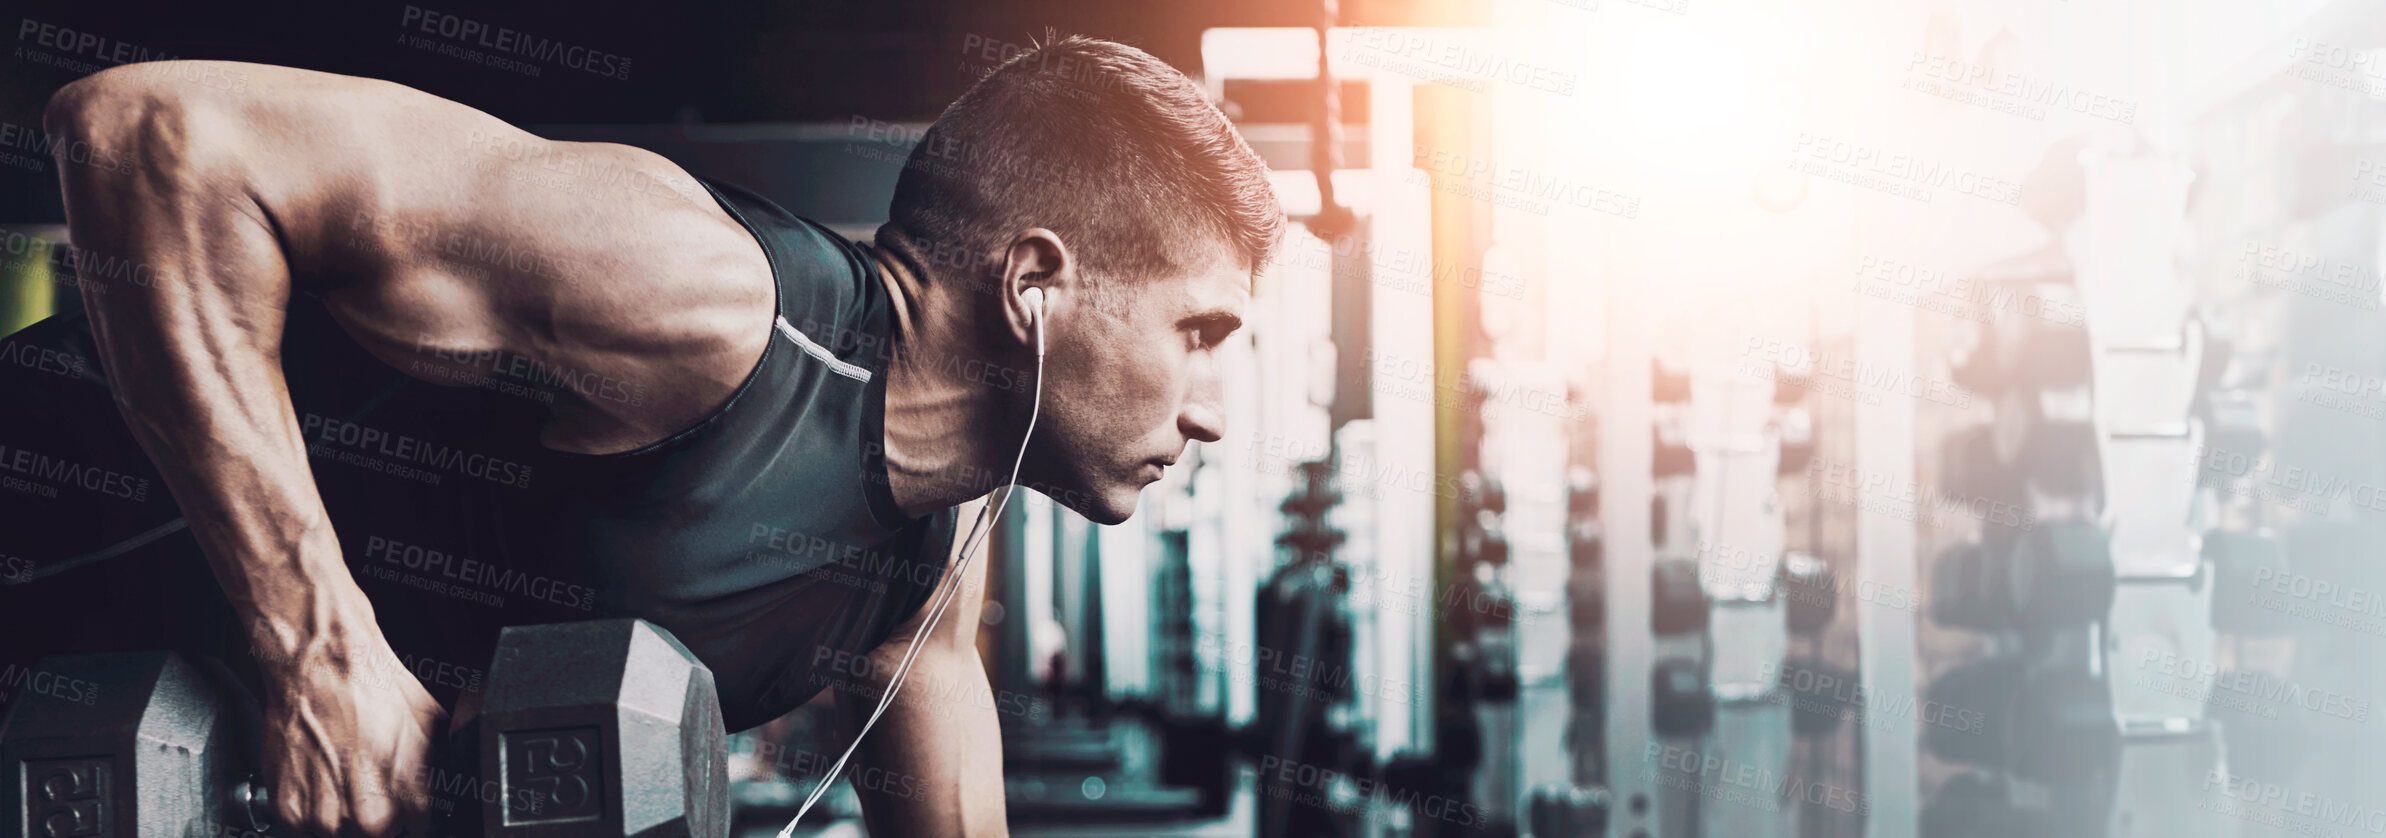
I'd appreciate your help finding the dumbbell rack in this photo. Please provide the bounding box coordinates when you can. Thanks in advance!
[1634,356,1810,838]
[2076,150,2233,838]
[1924,223,2143,838]
[1595,288,1904,838]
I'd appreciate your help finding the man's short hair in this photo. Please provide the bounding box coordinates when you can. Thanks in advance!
[877,35,1283,305]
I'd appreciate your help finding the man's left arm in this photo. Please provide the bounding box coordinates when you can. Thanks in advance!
[840,495,1009,836]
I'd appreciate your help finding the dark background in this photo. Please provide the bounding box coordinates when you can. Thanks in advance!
[0,0,1479,221]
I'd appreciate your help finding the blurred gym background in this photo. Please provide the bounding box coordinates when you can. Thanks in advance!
[4,0,2385,835]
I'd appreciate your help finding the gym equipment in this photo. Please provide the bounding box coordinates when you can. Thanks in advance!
[447,619,728,838]
[2012,669,2119,787]
[1928,538,2003,631]
[1777,552,1836,635]
[1919,772,2025,838]
[1782,659,1856,737]
[1525,782,1611,838]
[1565,644,1606,723]
[2004,517,2116,629]
[1650,558,1707,636]
[1152,712,1236,816]
[1925,520,2112,634]
[2,618,732,838]
[0,651,258,838]
[1567,569,1605,633]
[2015,419,2103,500]
[1937,425,2012,506]
[1649,658,1714,739]
[1945,281,2094,394]
[1652,424,1694,478]
[998,709,1207,825]
[1923,655,2020,768]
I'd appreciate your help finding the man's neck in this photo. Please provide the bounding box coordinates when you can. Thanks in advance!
[872,243,1012,517]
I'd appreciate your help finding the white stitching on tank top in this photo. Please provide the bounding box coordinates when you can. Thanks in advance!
[774,315,872,383]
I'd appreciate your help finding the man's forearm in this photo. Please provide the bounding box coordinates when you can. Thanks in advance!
[841,645,1011,836]
[46,66,379,673]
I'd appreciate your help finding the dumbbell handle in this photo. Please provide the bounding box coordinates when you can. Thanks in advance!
[2115,563,2204,589]
[232,773,446,837]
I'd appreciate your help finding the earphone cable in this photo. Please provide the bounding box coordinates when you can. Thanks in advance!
[779,316,1044,835]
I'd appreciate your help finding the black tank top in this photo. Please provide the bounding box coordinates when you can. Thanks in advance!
[0,177,955,731]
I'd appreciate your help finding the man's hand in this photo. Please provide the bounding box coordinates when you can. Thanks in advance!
[41,60,757,834]
[43,65,453,834]
[261,629,447,837]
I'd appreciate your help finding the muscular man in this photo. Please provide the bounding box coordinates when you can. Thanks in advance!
[0,35,1281,836]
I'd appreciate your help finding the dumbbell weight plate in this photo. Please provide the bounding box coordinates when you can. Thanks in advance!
[1651,558,1708,636]
[1924,655,2020,768]
[1653,425,1695,478]
[447,619,728,838]
[1930,539,2003,632]
[1778,552,1836,635]
[2007,517,2116,629]
[1567,566,1605,632]
[1,652,246,838]
[1566,643,1605,711]
[2013,668,2119,788]
[2017,420,2102,500]
[1920,772,2015,838]
[1651,658,1715,739]
[1782,659,1856,737]
[1938,426,2011,507]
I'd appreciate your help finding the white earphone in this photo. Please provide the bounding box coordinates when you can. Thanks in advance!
[781,287,1047,834]
[1021,287,1046,359]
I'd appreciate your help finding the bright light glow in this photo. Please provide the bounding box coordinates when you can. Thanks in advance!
[1625,23,1751,142]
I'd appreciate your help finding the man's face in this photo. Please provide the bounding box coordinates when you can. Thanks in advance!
[1030,244,1246,524]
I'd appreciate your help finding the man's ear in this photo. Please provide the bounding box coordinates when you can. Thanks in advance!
[1000,228,1073,349]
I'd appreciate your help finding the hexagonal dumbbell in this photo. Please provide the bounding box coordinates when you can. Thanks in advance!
[447,619,729,838]
[0,651,268,838]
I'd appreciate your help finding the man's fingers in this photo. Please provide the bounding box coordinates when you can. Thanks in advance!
[350,773,399,837]
[307,781,344,837]
[270,776,310,833]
